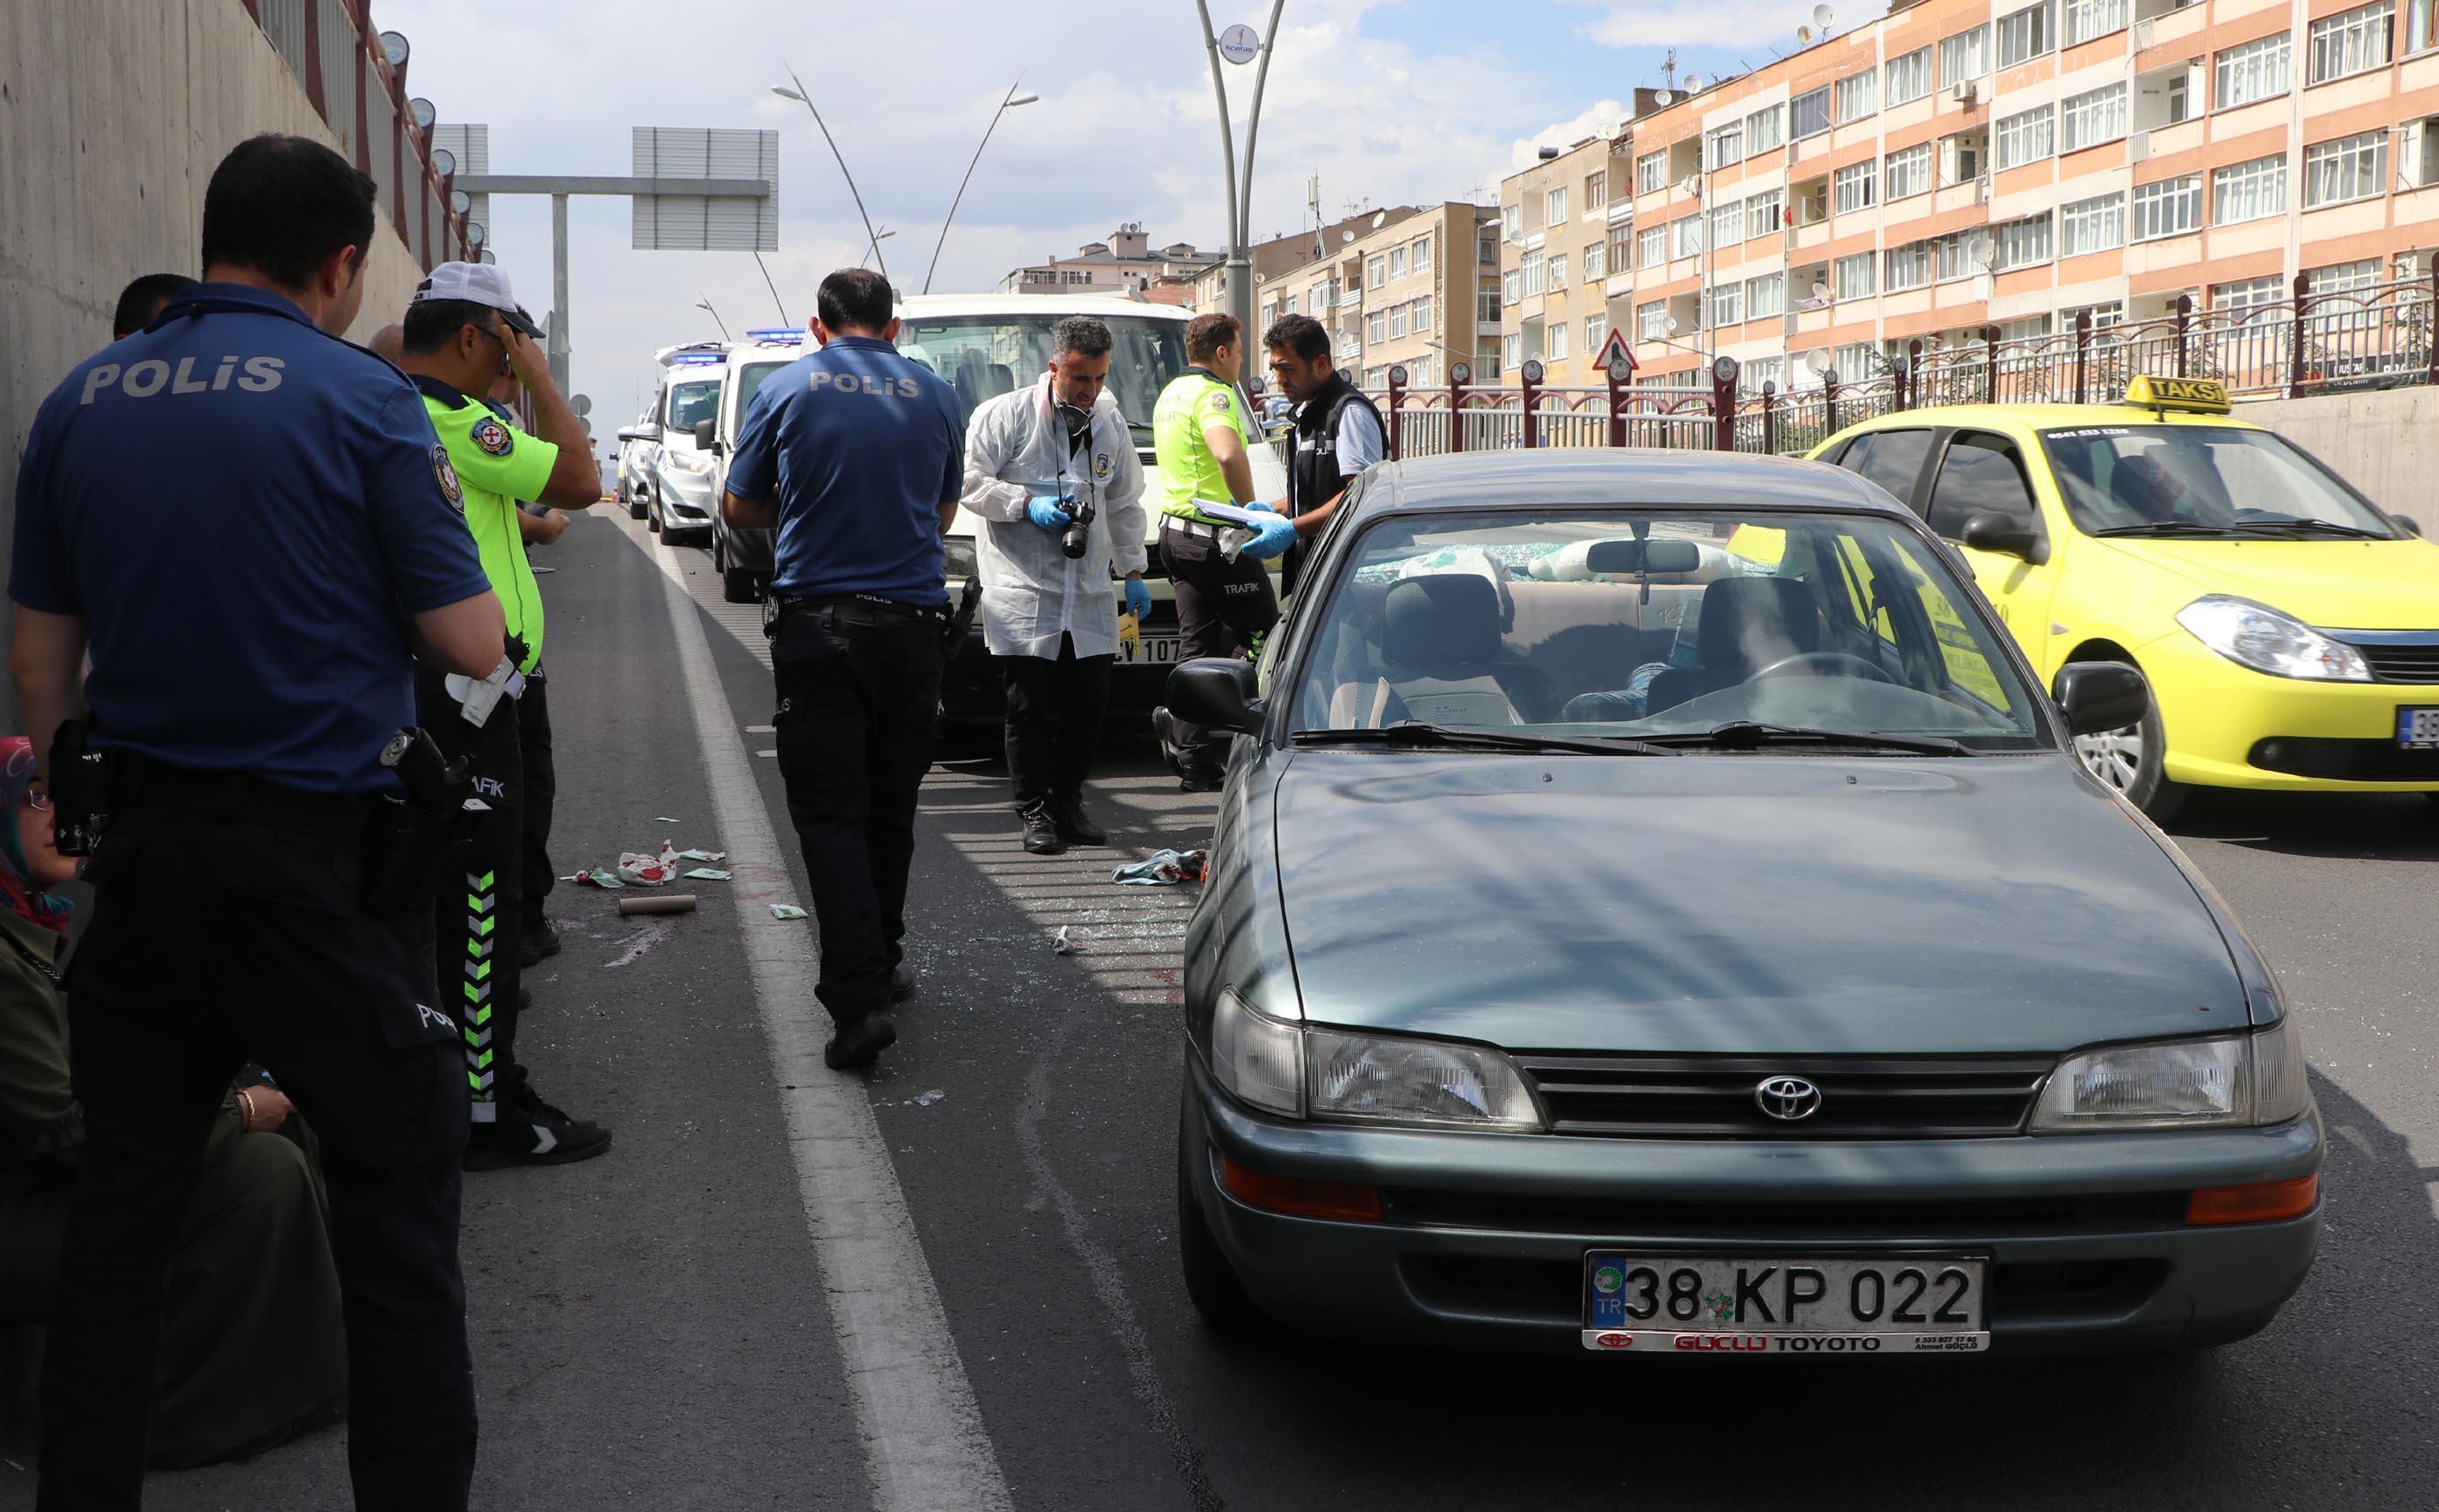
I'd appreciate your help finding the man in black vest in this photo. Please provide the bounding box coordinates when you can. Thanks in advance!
[1260,314,1385,597]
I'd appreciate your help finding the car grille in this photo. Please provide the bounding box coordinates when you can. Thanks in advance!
[1385,1190,2189,1240]
[2335,635,2439,684]
[1513,1054,2055,1139]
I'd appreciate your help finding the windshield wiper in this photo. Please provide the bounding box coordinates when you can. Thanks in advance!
[2221,517,2388,539]
[1639,721,1974,756]
[1291,720,1679,756]
[2090,521,2246,538]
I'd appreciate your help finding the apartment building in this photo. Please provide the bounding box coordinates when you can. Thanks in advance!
[1255,203,1502,388]
[1625,0,2439,393]
[1193,208,1426,314]
[1001,225,1219,296]
[1497,125,1639,385]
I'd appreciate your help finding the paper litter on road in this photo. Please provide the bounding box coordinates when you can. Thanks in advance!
[1112,848,1206,886]
[652,815,681,823]
[1051,924,1075,955]
[677,849,726,862]
[911,1089,945,1107]
[577,867,625,889]
[768,903,809,921]
[682,867,732,881]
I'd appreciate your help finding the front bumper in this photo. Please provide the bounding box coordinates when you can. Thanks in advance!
[2143,631,2439,792]
[654,465,718,528]
[1182,1055,2321,1356]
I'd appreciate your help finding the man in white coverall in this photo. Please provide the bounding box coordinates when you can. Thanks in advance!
[960,315,1149,855]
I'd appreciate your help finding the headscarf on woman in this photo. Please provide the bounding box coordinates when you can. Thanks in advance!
[0,736,71,935]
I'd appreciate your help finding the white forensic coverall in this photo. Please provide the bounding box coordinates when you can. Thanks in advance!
[960,376,1149,658]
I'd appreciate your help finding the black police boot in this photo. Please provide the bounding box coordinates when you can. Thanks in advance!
[1020,801,1066,855]
[1055,795,1109,847]
[463,1083,613,1171]
[1151,707,1182,776]
[1178,772,1226,793]
[824,1010,897,1070]
[520,916,562,969]
[890,962,918,1003]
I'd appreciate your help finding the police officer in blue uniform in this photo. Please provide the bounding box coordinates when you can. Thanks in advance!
[10,134,503,1511]
[721,268,963,1071]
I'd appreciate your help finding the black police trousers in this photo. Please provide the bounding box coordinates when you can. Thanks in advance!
[1002,635,1114,813]
[520,665,556,931]
[1159,523,1280,783]
[770,600,942,1027]
[40,801,476,1512]
[414,665,525,1117]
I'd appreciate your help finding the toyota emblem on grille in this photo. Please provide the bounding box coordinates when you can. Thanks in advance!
[1755,1076,1824,1121]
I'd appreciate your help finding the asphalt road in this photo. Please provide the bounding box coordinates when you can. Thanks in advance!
[13,508,2436,1511]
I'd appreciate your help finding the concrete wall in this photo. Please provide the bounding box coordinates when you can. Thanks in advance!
[2237,388,2439,521]
[0,0,430,725]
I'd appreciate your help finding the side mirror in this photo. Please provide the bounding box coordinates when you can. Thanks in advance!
[693,418,718,452]
[2055,661,2148,738]
[1961,510,2043,563]
[2394,514,2422,537]
[615,424,657,444]
[1166,658,1263,736]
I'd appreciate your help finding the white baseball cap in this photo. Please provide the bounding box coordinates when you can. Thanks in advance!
[410,261,544,338]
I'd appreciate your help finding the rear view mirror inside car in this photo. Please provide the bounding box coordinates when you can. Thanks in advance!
[1584,538,1702,576]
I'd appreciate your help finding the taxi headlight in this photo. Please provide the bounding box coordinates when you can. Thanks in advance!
[2175,596,2369,682]
[1206,994,1544,1131]
[2030,1020,2310,1131]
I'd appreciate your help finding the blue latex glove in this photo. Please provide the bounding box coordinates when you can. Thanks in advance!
[1238,512,1301,561]
[1028,494,1074,531]
[1123,576,1152,619]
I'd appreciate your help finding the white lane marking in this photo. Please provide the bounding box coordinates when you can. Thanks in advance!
[639,519,1013,1512]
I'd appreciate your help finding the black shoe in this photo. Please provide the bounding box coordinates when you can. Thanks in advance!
[1178,773,1226,793]
[517,987,533,1014]
[889,962,917,1002]
[1055,797,1109,847]
[519,917,562,969]
[1020,801,1066,855]
[463,1085,612,1171]
[824,1011,897,1070]
[1151,707,1182,776]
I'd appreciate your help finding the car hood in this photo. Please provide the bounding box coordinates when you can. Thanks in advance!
[1270,752,2246,1056]
[2089,537,2439,628]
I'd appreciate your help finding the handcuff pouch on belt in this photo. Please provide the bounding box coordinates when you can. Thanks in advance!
[362,726,477,914]
[47,718,113,857]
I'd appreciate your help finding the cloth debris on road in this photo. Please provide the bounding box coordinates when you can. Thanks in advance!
[1112,849,1206,886]
[1052,925,1075,955]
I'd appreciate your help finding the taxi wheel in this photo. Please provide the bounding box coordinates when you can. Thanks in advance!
[2067,661,2186,823]
[1177,1136,1263,1332]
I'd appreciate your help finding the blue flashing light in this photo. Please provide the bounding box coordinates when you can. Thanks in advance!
[745,327,806,345]
[670,351,726,365]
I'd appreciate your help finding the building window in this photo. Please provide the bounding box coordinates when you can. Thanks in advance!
[2214,32,2291,107]
[1709,200,1743,248]
[1941,24,1990,83]
[1886,47,1934,105]
[2059,84,2126,152]
[2064,300,2125,330]
[2131,175,2202,240]
[2414,0,2439,52]
[1368,310,1388,344]
[1585,172,1607,212]
[1834,341,1882,381]
[2306,131,2390,206]
[1637,151,1667,194]
[1993,213,2053,270]
[1996,2,2054,67]
[1707,124,1745,171]
[1414,296,1433,334]
[1547,320,1571,361]
[1478,288,1502,324]
[1747,272,1787,318]
[1501,204,1521,240]
[1792,87,1832,139]
[2058,192,2125,254]
[1834,252,1875,300]
[1389,246,1408,280]
[1368,255,1387,289]
[1502,270,1521,305]
[1996,315,2052,344]
[1638,225,1666,269]
[2307,258,2384,294]
[1638,300,1668,340]
[1885,143,1934,200]
[1936,232,1980,281]
[1585,311,1607,354]
[1834,160,1877,214]
[2212,154,2288,225]
[1413,233,1432,273]
[1746,104,1785,153]
[1746,188,1785,238]
[1941,131,1987,186]
[1994,105,2055,171]
[1503,332,1524,370]
[1522,250,1545,296]
[1549,253,1569,290]
[2308,3,2394,83]
[1546,186,1570,226]
[2063,0,2127,46]
[2213,273,2287,314]
[1704,281,1746,328]
[1388,303,1409,340]
[1409,354,1433,388]
[1609,222,1635,274]
[1584,240,1606,281]
[1835,71,1878,124]
[1672,215,1706,260]
[1478,230,1498,267]
[1887,240,1934,291]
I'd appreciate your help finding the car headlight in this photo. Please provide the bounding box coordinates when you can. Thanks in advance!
[1208,991,1544,1131]
[664,452,713,476]
[2030,1020,2310,1132]
[2175,596,2369,681]
[942,535,979,581]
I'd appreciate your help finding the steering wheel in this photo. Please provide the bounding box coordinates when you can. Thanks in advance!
[1752,651,1898,685]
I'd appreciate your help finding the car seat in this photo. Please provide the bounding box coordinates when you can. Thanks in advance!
[1644,577,1821,714]
[1332,575,1554,727]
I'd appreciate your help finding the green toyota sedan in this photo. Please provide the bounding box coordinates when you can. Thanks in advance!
[1166,449,2321,1357]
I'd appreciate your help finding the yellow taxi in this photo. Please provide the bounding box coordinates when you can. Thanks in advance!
[1814,377,2439,818]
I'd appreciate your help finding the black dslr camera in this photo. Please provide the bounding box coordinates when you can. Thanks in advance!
[1059,494,1097,561]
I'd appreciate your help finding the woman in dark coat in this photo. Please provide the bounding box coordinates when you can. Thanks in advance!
[0,736,348,1467]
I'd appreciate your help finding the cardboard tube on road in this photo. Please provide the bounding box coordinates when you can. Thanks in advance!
[618,893,697,916]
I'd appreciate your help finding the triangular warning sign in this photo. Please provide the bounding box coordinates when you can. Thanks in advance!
[1596,327,1638,375]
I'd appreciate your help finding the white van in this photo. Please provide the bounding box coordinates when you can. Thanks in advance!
[638,341,725,543]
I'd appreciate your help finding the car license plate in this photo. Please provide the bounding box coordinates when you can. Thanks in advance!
[2398,706,2439,750]
[1582,1253,1990,1354]
[1120,635,1179,666]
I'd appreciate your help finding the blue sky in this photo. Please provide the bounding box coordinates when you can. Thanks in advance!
[382,0,1789,422]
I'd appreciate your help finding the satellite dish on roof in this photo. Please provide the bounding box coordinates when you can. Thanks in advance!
[1796,24,1814,43]
[1371,211,1387,228]
[1967,234,1995,267]
[1654,88,1674,107]
[1814,4,1835,28]
[1341,229,1355,243]
[1679,175,1703,197]
[1805,348,1833,376]
[1664,315,1681,337]
[1682,74,1705,92]
[1811,280,1831,301]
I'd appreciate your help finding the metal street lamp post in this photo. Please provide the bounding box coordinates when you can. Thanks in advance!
[1193,1,1288,352]
[773,68,889,283]
[864,226,897,267]
[696,297,731,341]
[923,81,1039,294]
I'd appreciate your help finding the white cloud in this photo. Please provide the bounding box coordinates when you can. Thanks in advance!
[1505,100,1632,171]
[1558,1,1808,50]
